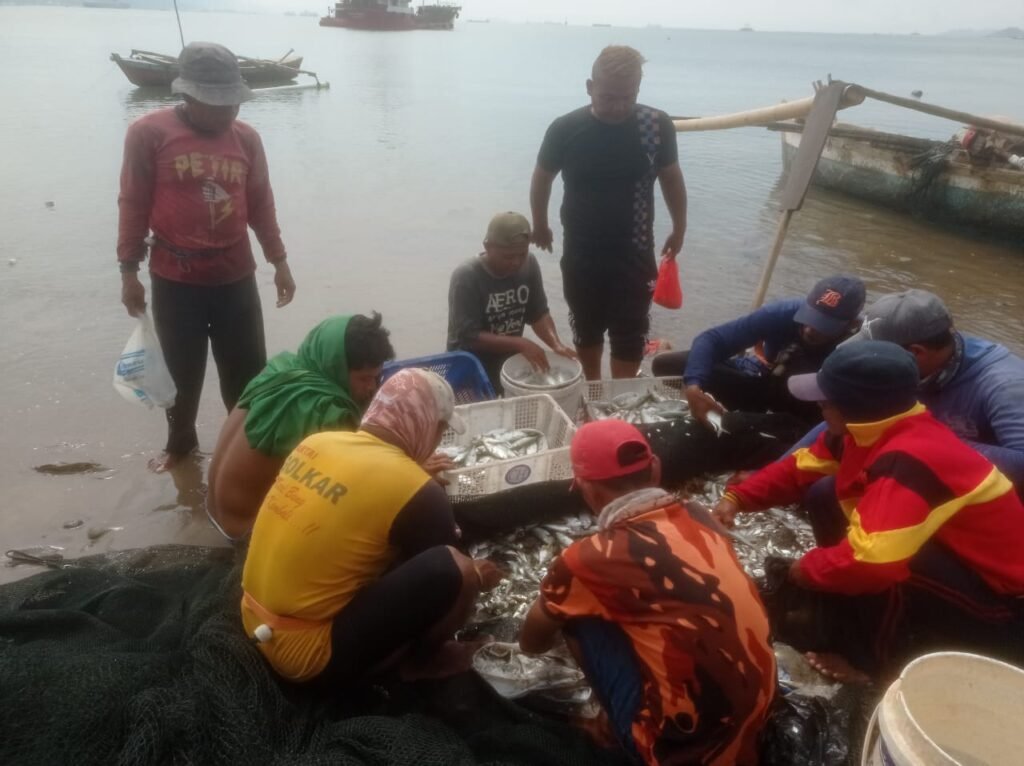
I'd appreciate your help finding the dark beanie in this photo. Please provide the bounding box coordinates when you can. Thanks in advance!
[818,341,919,422]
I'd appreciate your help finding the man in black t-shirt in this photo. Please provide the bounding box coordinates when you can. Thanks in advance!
[530,45,688,381]
[447,212,576,392]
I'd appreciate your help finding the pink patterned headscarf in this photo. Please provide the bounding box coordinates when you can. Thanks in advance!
[360,368,462,464]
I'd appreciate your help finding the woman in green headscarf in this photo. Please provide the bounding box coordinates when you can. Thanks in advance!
[207,314,395,540]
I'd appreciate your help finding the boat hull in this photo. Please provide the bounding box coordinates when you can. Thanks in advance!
[111,53,303,88]
[320,4,459,30]
[780,126,1024,236]
[320,9,418,30]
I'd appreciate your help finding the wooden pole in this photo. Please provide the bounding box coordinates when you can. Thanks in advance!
[751,210,794,309]
[848,85,1024,139]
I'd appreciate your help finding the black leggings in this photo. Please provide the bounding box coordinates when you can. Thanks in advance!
[317,545,463,686]
[151,273,266,455]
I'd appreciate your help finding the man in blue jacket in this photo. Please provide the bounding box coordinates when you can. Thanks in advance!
[836,289,1024,492]
[652,275,865,427]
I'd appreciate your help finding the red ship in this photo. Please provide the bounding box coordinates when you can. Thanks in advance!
[320,0,461,31]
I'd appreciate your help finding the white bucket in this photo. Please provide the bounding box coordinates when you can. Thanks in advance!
[861,652,1024,766]
[500,352,584,421]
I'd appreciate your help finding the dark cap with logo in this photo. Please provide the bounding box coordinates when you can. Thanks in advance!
[788,340,919,422]
[793,275,866,338]
[171,42,252,106]
[846,289,953,346]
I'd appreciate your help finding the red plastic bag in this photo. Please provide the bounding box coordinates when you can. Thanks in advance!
[653,257,683,309]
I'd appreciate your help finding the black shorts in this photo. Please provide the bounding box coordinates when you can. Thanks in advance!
[561,253,656,363]
[316,545,463,686]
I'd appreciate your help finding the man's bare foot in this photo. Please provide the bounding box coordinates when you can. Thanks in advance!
[399,637,492,682]
[805,651,871,685]
[148,452,187,474]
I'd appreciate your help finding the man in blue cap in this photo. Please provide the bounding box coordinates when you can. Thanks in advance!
[713,341,1024,682]
[787,288,1024,495]
[652,275,865,428]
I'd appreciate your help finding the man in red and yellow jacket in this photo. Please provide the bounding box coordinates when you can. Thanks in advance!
[714,340,1024,681]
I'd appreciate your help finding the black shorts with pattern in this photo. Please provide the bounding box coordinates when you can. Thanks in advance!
[561,250,656,363]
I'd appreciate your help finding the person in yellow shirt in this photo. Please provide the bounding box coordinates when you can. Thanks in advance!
[241,368,500,684]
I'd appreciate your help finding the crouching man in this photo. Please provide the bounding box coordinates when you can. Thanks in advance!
[714,341,1024,682]
[520,419,776,765]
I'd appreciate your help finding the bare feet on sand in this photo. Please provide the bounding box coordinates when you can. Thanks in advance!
[805,652,871,685]
[148,452,188,474]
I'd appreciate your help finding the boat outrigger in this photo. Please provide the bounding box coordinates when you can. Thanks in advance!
[110,49,320,89]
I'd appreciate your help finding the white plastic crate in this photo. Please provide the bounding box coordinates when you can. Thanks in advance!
[583,376,686,404]
[441,394,576,500]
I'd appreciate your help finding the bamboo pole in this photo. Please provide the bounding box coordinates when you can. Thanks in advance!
[848,85,1024,139]
[750,211,794,310]
[674,88,864,132]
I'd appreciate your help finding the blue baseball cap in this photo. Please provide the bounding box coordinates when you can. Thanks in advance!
[788,340,919,422]
[793,275,866,338]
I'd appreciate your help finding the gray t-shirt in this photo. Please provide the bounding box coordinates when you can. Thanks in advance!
[447,253,549,388]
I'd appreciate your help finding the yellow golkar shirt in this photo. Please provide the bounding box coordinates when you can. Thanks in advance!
[240,430,437,681]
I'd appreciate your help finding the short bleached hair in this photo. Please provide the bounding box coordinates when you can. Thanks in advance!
[591,45,646,81]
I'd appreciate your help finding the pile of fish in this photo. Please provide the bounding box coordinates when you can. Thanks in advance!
[584,390,689,425]
[683,476,816,580]
[464,476,817,706]
[467,509,594,625]
[471,642,589,702]
[439,428,549,468]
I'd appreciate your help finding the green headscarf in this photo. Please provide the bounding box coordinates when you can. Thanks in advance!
[237,316,361,457]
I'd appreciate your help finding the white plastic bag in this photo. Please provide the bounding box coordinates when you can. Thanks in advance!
[113,311,177,409]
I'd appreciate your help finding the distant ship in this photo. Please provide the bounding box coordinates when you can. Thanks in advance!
[320,0,460,31]
[83,0,131,7]
[592,23,611,27]
[739,24,754,32]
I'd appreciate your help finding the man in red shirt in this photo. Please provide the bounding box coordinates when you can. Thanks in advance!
[714,341,1024,681]
[117,42,296,472]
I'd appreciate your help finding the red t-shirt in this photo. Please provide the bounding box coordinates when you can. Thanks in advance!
[117,106,286,285]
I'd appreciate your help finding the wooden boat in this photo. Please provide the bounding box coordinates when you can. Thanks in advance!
[110,50,305,88]
[771,121,1024,236]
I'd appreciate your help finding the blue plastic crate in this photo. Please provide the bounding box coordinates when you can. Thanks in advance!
[382,351,496,404]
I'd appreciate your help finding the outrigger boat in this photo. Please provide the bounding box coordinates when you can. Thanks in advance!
[769,120,1024,237]
[110,49,310,88]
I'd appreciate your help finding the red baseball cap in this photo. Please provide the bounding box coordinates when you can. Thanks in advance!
[571,420,654,482]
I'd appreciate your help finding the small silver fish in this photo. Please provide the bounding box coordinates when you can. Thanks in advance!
[587,389,689,425]
[706,411,727,436]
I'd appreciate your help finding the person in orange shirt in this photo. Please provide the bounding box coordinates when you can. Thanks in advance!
[520,420,775,766]
[241,369,500,685]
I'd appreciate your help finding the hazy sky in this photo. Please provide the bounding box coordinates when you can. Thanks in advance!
[450,0,1021,35]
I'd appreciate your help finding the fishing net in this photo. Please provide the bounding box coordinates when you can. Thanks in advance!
[0,545,624,766]
[0,416,862,766]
